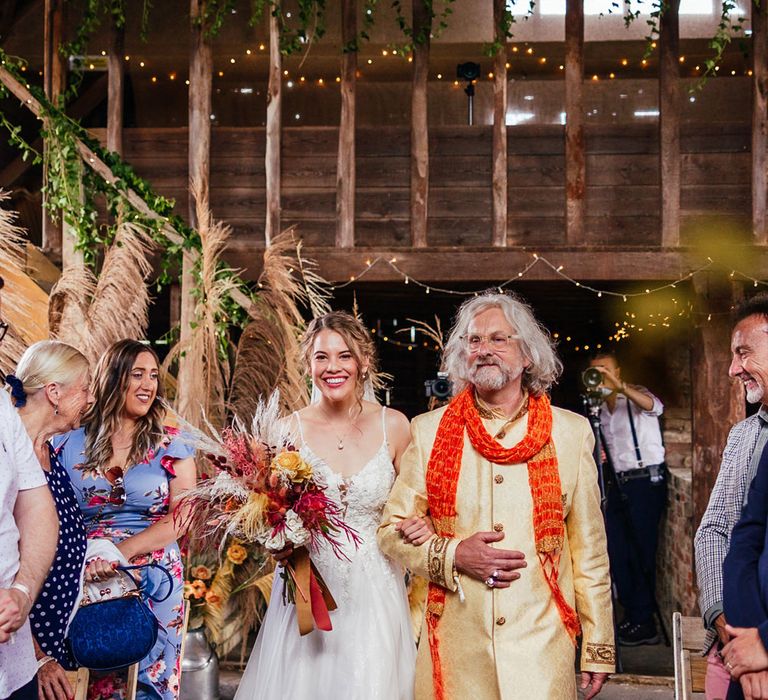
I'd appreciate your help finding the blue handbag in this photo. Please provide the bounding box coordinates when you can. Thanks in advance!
[66,562,174,671]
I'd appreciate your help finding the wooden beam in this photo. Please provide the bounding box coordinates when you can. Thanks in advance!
[410,0,431,248]
[565,0,585,245]
[659,0,681,247]
[492,0,508,247]
[753,1,768,244]
[42,0,65,263]
[107,17,125,155]
[0,73,108,187]
[180,0,214,417]
[335,0,356,248]
[691,275,745,531]
[265,10,282,246]
[222,243,737,283]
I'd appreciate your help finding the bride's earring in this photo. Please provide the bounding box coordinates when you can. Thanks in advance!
[53,404,59,415]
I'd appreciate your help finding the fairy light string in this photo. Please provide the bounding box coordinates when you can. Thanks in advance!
[331,254,765,352]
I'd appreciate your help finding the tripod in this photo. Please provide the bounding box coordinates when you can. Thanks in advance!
[582,392,671,653]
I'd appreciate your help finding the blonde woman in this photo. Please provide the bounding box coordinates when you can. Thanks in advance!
[235,311,430,700]
[7,341,96,700]
[54,340,196,700]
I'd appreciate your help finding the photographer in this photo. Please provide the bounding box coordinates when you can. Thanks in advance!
[588,351,666,647]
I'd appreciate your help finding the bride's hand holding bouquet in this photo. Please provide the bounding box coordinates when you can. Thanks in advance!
[177,392,360,635]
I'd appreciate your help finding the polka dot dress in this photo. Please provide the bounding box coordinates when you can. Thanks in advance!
[28,445,87,669]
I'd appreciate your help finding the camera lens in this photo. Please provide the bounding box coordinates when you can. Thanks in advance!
[582,367,603,389]
[432,378,452,400]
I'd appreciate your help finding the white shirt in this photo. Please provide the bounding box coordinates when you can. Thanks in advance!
[0,390,47,697]
[598,386,665,472]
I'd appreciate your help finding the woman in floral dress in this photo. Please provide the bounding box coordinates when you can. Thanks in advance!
[55,340,196,700]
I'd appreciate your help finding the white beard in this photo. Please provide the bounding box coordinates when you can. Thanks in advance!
[469,358,523,392]
[746,384,765,404]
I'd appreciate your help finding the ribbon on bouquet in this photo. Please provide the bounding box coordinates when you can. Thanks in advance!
[288,547,337,636]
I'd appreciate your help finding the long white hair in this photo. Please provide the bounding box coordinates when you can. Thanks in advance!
[441,292,562,396]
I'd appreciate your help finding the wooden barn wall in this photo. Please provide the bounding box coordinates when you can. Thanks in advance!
[95,124,750,249]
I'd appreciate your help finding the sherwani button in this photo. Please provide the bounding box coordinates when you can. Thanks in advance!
[496,616,506,625]
[494,474,504,484]
[493,523,504,532]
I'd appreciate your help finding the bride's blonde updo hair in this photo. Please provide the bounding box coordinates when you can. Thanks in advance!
[299,311,383,405]
[12,340,89,405]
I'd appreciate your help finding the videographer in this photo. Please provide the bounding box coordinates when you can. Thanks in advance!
[588,351,666,647]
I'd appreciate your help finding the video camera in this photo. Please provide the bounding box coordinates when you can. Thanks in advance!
[425,372,452,400]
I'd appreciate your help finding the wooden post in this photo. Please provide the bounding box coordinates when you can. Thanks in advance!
[42,0,65,263]
[564,0,585,245]
[107,16,124,155]
[410,0,431,249]
[753,1,768,244]
[659,0,681,247]
[62,175,85,270]
[265,11,282,246]
[492,0,508,247]
[691,276,745,530]
[180,0,213,416]
[336,0,356,248]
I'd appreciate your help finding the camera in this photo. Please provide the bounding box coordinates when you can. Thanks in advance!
[425,372,453,400]
[457,62,481,82]
[582,367,603,390]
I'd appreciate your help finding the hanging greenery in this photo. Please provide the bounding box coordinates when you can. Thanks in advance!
[0,48,251,348]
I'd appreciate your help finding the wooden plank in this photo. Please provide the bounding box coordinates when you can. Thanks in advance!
[336,0,356,248]
[753,1,768,243]
[107,16,124,154]
[220,246,729,283]
[492,0,508,247]
[691,275,745,532]
[660,0,682,247]
[410,0,430,248]
[565,0,585,244]
[265,10,281,245]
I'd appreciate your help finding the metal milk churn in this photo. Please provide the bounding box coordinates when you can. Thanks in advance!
[180,628,219,700]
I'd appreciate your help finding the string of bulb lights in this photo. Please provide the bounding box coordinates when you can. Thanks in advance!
[333,253,767,353]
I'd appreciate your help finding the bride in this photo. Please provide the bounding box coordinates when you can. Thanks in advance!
[235,311,430,700]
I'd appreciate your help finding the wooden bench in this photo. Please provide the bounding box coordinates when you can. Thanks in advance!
[673,612,709,699]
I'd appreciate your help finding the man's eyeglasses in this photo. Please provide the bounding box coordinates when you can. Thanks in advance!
[461,333,518,352]
[105,466,126,506]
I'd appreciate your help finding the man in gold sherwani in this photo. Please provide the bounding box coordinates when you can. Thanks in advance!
[378,292,615,700]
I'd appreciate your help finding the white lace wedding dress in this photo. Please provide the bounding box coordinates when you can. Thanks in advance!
[234,408,416,700]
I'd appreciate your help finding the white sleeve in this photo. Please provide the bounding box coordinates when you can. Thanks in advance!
[3,393,46,490]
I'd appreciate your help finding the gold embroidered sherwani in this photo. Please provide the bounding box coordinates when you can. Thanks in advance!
[377,402,615,700]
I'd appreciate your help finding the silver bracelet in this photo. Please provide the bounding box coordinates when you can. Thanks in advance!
[10,582,32,606]
[37,655,55,670]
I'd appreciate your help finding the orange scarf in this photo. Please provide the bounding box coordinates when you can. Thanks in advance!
[425,387,581,700]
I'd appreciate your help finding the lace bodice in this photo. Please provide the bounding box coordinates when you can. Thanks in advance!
[295,409,399,604]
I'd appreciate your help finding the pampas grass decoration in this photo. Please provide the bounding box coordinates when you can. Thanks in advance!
[164,178,237,431]
[48,218,156,365]
[229,229,330,421]
[0,191,48,375]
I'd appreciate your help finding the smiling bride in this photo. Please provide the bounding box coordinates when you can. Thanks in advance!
[234,311,429,700]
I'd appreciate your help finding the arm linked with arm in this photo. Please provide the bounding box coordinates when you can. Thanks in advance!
[377,419,459,592]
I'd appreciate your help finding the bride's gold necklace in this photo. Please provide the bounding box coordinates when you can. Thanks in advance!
[318,405,360,451]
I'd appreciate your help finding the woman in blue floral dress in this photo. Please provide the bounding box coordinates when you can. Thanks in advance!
[55,340,196,700]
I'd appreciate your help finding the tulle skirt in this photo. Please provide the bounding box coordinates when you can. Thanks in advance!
[234,545,416,700]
